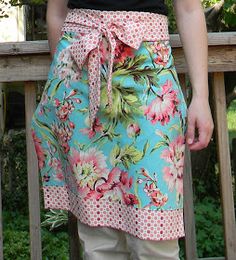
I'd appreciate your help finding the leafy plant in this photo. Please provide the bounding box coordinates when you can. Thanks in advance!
[3,211,69,259]
[1,130,29,213]
[41,209,68,231]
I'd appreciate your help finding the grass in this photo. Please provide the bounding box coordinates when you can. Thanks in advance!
[227,99,236,149]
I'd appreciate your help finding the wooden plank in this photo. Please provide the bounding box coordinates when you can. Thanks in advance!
[0,140,4,260]
[0,41,49,56]
[172,45,236,73]
[170,32,236,48]
[198,258,225,260]
[0,32,235,55]
[212,72,236,260]
[24,81,42,260]
[68,212,82,260]
[179,74,198,260]
[0,45,235,82]
[0,55,51,82]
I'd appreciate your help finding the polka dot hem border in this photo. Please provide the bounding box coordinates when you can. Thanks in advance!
[44,186,185,241]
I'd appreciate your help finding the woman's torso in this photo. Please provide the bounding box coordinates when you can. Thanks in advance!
[67,0,168,16]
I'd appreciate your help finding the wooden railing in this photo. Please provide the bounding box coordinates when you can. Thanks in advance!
[0,32,236,260]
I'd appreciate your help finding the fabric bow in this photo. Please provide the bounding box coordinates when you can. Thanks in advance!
[66,10,145,128]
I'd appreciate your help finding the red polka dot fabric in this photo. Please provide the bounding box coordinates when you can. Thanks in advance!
[44,186,184,241]
[62,9,169,128]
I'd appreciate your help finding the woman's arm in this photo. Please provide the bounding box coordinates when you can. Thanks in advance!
[173,0,214,151]
[47,0,69,56]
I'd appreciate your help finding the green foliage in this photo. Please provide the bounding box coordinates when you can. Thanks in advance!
[227,99,236,146]
[223,0,236,29]
[166,0,236,32]
[195,197,224,257]
[3,211,69,259]
[4,229,30,259]
[1,130,29,213]
[41,209,68,231]
[165,0,177,33]
[9,0,46,6]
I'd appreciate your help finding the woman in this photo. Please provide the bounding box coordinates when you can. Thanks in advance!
[31,0,214,259]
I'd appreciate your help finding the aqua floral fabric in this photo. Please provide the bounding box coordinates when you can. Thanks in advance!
[31,31,187,212]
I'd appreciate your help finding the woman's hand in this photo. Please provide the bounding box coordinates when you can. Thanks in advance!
[186,95,214,151]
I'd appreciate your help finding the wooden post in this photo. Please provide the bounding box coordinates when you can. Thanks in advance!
[179,74,198,260]
[68,212,82,260]
[0,136,4,260]
[24,81,42,260]
[212,72,236,260]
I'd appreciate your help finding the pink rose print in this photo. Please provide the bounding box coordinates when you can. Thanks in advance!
[127,123,141,138]
[161,135,185,198]
[144,80,179,125]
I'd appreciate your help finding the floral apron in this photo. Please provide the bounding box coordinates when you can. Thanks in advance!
[31,8,188,241]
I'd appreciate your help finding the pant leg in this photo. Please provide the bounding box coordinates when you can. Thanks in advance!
[126,234,180,260]
[77,221,131,260]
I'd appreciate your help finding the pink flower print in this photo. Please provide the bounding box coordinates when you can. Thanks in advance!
[127,123,141,138]
[144,182,168,208]
[51,122,73,154]
[68,147,109,189]
[39,92,50,115]
[86,167,138,206]
[114,40,134,63]
[150,41,170,67]
[55,100,75,122]
[58,47,71,63]
[80,117,103,139]
[144,80,179,125]
[54,48,82,87]
[31,130,45,169]
[123,193,139,206]
[48,157,64,181]
[56,172,64,181]
[161,135,185,197]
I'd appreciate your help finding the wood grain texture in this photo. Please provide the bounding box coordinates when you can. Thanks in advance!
[0,146,3,260]
[24,82,42,260]
[68,212,82,260]
[0,42,235,83]
[212,72,236,260]
[0,32,235,55]
[179,74,198,260]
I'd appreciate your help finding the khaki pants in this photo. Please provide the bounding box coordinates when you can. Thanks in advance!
[78,221,180,260]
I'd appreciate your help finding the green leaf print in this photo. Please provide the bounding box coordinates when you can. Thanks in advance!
[114,54,147,73]
[49,79,64,98]
[169,124,181,132]
[33,118,57,141]
[110,144,122,166]
[110,142,148,169]
[100,83,142,125]
[150,141,168,154]
[113,54,161,89]
[142,140,150,156]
